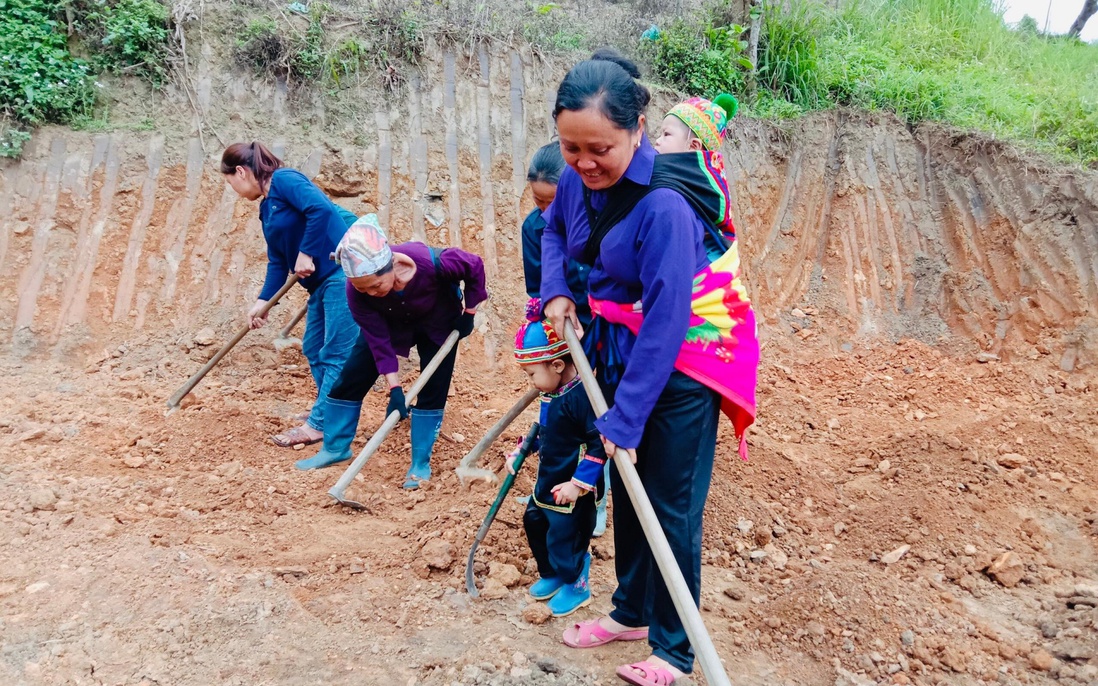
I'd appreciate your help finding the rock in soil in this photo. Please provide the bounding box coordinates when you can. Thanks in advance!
[1051,641,1094,661]
[193,328,217,346]
[29,488,58,511]
[997,453,1028,469]
[488,561,522,588]
[1029,649,1055,671]
[480,578,509,600]
[880,545,910,565]
[987,551,1025,587]
[522,603,552,625]
[421,539,454,570]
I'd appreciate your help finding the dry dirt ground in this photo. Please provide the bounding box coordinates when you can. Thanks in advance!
[1,323,1095,686]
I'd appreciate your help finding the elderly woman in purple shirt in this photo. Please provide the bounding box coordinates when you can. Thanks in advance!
[540,50,722,686]
[294,215,486,490]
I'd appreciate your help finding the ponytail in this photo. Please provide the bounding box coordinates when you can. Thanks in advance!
[220,141,284,186]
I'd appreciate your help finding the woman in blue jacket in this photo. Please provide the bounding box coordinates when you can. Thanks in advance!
[221,142,358,449]
[521,142,591,326]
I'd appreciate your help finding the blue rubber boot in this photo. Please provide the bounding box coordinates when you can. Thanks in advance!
[547,553,592,617]
[295,398,361,471]
[529,576,564,601]
[405,408,443,489]
[593,496,608,538]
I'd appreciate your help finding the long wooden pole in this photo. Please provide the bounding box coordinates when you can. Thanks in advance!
[562,322,731,686]
[166,275,299,410]
[278,303,309,339]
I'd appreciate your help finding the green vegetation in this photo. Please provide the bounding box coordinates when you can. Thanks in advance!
[637,0,1098,165]
[1,0,95,157]
[78,0,172,78]
[643,19,752,96]
[233,3,425,91]
[2,0,1095,165]
[522,3,588,53]
[0,0,171,157]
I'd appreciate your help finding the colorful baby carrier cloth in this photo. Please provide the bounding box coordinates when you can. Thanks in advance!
[581,149,758,459]
[589,241,758,459]
[582,150,737,266]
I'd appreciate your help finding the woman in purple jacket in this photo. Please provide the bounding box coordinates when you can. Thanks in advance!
[294,215,487,490]
[540,50,722,685]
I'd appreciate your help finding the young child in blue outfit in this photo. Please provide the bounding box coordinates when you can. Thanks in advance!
[506,309,606,617]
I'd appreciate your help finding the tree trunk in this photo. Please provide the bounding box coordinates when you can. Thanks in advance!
[747,0,763,98]
[1069,0,1097,38]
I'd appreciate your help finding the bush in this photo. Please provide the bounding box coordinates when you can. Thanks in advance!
[0,0,96,125]
[325,38,368,86]
[0,0,172,157]
[55,0,173,79]
[1,122,33,158]
[85,0,170,77]
[522,3,587,54]
[234,4,420,88]
[369,6,424,65]
[289,10,326,82]
[234,16,288,78]
[643,19,751,96]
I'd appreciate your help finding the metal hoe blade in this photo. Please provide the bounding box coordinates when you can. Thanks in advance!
[465,423,539,597]
[454,387,539,487]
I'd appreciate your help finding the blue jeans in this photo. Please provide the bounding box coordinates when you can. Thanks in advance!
[302,273,358,431]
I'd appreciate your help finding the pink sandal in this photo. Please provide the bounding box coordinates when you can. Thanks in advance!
[616,661,678,686]
[562,618,648,648]
[271,426,322,448]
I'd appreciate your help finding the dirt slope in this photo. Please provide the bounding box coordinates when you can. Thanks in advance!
[0,44,1096,686]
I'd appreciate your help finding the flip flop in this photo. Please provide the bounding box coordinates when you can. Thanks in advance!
[616,661,678,686]
[271,426,322,448]
[562,618,648,649]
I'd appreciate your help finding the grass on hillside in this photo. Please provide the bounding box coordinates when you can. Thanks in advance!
[2,0,1096,166]
[741,0,1098,165]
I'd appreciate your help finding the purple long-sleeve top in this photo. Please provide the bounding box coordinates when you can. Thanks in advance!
[346,242,487,375]
[540,137,710,449]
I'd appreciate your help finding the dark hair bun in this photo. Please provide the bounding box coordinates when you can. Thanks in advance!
[590,47,642,79]
[554,47,650,131]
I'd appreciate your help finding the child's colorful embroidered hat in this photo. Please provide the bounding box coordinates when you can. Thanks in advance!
[514,298,569,364]
[667,93,739,152]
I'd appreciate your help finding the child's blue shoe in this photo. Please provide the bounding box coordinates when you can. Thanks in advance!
[547,554,592,617]
[529,576,564,600]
